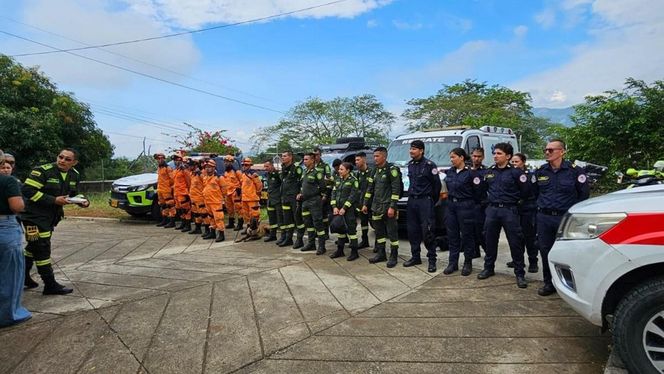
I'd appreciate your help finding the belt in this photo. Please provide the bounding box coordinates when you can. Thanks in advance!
[450,197,472,203]
[409,195,430,200]
[538,208,567,216]
[489,203,517,208]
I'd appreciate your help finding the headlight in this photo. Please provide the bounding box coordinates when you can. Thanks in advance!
[559,213,626,240]
[127,184,149,192]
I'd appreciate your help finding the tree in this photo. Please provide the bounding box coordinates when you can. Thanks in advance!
[403,80,553,157]
[0,55,113,179]
[173,123,238,156]
[563,78,664,186]
[253,95,394,152]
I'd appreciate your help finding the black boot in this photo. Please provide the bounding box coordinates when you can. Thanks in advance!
[201,224,210,238]
[316,237,327,255]
[234,218,244,231]
[264,228,278,242]
[373,238,378,253]
[225,217,235,229]
[180,219,192,232]
[292,230,305,249]
[189,223,202,234]
[203,226,216,239]
[24,257,38,289]
[275,230,287,246]
[369,246,387,263]
[358,230,370,249]
[330,240,345,259]
[215,230,225,242]
[40,266,73,295]
[403,257,422,267]
[279,229,294,247]
[386,248,398,268]
[174,212,185,229]
[155,215,168,227]
[163,217,176,228]
[301,232,316,252]
[347,246,359,261]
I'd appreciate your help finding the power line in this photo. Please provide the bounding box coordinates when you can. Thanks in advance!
[93,108,187,135]
[105,131,171,144]
[9,0,349,57]
[89,103,190,134]
[3,17,285,106]
[1,30,286,114]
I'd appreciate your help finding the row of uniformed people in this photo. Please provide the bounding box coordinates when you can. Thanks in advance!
[443,140,589,295]
[153,152,262,242]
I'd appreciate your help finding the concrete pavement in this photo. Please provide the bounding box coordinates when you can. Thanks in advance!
[0,219,610,373]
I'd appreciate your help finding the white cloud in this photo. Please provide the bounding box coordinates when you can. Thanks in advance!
[441,14,473,34]
[392,20,424,31]
[513,0,664,107]
[534,7,556,29]
[3,0,200,89]
[513,25,528,38]
[366,19,378,28]
[124,0,393,29]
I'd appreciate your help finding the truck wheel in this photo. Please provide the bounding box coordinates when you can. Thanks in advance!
[613,277,664,374]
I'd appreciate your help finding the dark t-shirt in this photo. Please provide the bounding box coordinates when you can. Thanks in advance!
[0,174,21,214]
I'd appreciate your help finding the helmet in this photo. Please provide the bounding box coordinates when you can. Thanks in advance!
[223,155,234,162]
[241,157,253,166]
[153,151,166,159]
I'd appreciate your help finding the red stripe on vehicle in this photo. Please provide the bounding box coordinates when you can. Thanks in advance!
[600,213,664,245]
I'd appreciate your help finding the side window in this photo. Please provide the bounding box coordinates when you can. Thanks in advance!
[465,135,480,155]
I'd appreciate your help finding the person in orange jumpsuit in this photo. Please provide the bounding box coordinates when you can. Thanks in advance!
[221,155,243,231]
[202,159,225,242]
[187,159,206,235]
[172,151,192,232]
[154,152,176,228]
[240,158,263,232]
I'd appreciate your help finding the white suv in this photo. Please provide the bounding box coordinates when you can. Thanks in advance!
[549,184,664,374]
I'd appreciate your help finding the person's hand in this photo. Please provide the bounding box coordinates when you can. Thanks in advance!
[55,196,69,206]
[361,205,368,214]
[387,207,395,218]
[333,207,339,215]
[339,208,346,216]
[321,195,327,203]
[296,193,303,201]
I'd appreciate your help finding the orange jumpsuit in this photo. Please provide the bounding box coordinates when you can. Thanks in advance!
[173,167,192,220]
[203,174,225,231]
[157,165,175,218]
[189,171,206,225]
[221,169,243,220]
[241,170,263,223]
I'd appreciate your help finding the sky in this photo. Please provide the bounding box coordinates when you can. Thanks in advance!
[1,0,662,157]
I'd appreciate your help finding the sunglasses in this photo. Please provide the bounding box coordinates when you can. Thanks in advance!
[543,148,563,153]
[58,155,74,162]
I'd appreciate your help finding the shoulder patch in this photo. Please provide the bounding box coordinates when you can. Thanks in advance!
[473,177,481,185]
[30,170,42,177]
[519,174,528,183]
[317,172,323,180]
[391,168,398,178]
[531,174,537,183]
[41,163,53,170]
[431,168,439,175]
[578,174,587,183]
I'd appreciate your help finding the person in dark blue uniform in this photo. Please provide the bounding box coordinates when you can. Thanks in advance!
[404,140,442,273]
[478,143,530,289]
[470,148,488,258]
[443,148,482,276]
[506,153,539,273]
[535,139,589,296]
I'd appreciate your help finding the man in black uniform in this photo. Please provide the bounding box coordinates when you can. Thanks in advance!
[277,150,303,248]
[263,160,283,242]
[354,152,373,249]
[535,139,589,296]
[22,148,89,295]
[313,147,333,239]
[362,147,401,266]
[299,153,327,254]
[404,140,442,272]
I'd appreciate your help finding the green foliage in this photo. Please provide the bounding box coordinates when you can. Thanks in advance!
[84,155,157,180]
[173,123,238,156]
[563,78,664,190]
[403,79,555,157]
[0,55,113,179]
[253,94,395,152]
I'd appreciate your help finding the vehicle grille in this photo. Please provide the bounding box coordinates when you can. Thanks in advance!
[111,192,127,200]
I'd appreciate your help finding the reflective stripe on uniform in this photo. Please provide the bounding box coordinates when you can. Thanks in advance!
[307,227,315,232]
[267,207,275,211]
[25,178,44,189]
[30,191,44,202]
[39,231,52,238]
[23,250,33,257]
[376,238,387,243]
[282,205,291,210]
[297,224,305,229]
[348,234,357,240]
[391,194,399,200]
[337,234,347,239]
[344,201,352,208]
[390,241,399,246]
[35,259,52,266]
[372,214,383,220]
[302,211,311,216]
[317,230,325,236]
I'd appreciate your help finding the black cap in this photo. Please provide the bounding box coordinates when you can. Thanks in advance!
[410,140,425,150]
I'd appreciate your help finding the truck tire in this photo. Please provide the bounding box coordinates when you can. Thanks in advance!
[613,276,664,374]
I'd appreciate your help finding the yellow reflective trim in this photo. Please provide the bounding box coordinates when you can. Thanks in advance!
[297,224,305,229]
[35,259,52,266]
[269,224,278,229]
[376,238,387,243]
[302,211,311,216]
[348,235,358,239]
[30,191,44,202]
[337,234,347,238]
[330,200,336,206]
[307,227,316,232]
[267,207,275,211]
[39,231,52,238]
[25,178,44,189]
[372,215,383,220]
[390,241,399,246]
[317,231,325,236]
[364,193,372,198]
[391,194,400,200]
[282,205,291,210]
[23,250,33,257]
[361,226,369,230]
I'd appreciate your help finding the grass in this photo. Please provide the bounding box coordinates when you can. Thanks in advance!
[64,191,131,219]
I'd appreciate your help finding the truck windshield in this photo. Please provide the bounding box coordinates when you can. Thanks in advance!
[387,136,462,167]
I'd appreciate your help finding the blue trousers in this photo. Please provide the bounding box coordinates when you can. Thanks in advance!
[0,215,31,327]
[407,197,437,260]
[445,200,476,265]
[520,207,539,265]
[473,203,487,253]
[483,206,525,276]
[537,213,564,286]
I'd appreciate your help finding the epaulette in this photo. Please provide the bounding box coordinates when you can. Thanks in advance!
[40,163,53,170]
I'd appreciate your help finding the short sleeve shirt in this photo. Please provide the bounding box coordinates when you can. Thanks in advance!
[0,175,21,214]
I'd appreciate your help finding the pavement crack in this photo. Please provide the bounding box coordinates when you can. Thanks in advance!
[246,275,266,359]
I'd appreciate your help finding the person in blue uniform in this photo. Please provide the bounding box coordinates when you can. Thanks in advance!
[443,148,482,276]
[404,140,442,273]
[506,153,539,273]
[470,148,488,258]
[535,139,589,296]
[478,143,530,289]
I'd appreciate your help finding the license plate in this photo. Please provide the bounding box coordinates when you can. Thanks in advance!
[110,199,119,208]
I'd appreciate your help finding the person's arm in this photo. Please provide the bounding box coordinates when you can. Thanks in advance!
[515,169,530,199]
[8,196,24,213]
[389,166,401,210]
[7,178,25,213]
[575,166,590,202]
[22,166,60,206]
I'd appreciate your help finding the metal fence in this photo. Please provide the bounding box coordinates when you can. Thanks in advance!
[79,180,116,193]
